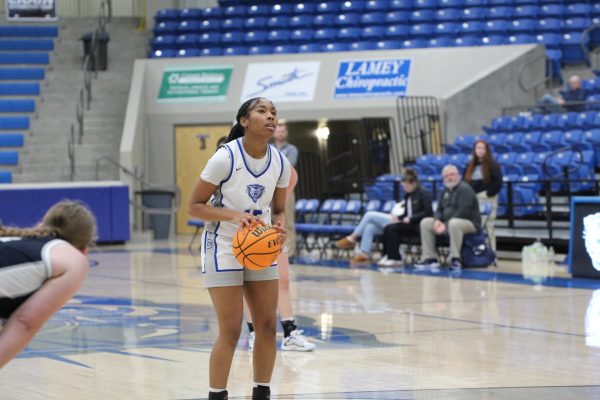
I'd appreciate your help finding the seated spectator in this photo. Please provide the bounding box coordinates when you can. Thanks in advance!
[463,140,502,252]
[335,172,418,264]
[537,75,586,113]
[378,169,433,267]
[415,164,481,271]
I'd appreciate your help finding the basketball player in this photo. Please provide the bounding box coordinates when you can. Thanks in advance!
[0,200,96,369]
[188,97,291,400]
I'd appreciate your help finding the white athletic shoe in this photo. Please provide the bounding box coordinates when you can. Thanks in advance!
[248,331,255,351]
[281,329,316,352]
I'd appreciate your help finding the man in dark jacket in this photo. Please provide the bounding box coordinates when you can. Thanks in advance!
[416,165,480,270]
[378,169,433,267]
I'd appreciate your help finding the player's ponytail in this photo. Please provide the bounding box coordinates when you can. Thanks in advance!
[226,97,265,143]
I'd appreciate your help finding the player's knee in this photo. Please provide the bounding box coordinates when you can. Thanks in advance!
[220,323,242,344]
[253,317,277,337]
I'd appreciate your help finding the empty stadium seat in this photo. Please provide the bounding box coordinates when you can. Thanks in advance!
[0,150,18,165]
[0,99,34,113]
[0,170,11,183]
[0,133,24,147]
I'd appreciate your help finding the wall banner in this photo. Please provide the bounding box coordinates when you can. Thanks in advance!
[334,59,412,99]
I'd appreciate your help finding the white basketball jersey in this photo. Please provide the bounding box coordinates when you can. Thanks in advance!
[205,138,286,238]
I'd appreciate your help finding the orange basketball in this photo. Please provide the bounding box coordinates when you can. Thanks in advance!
[232,223,282,270]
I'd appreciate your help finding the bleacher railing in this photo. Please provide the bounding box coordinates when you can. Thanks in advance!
[396,96,443,165]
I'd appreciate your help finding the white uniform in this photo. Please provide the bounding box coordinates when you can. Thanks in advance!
[199,137,291,288]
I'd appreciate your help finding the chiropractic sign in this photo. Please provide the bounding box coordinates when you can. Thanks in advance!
[241,61,320,103]
[6,0,56,20]
[334,58,411,99]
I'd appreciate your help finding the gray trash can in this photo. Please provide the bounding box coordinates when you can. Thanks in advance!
[80,31,110,71]
[138,190,175,239]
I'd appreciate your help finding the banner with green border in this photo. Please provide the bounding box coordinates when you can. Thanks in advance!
[158,66,232,103]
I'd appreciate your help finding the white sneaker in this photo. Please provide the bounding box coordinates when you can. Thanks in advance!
[281,329,316,352]
[248,331,255,351]
[377,258,403,267]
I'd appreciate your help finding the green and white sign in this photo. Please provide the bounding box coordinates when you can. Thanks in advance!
[158,66,232,103]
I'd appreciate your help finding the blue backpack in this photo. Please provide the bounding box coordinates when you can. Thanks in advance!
[461,231,496,268]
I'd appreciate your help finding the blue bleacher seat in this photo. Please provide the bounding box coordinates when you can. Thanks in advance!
[438,0,464,7]
[487,6,513,20]
[201,7,223,19]
[410,23,435,37]
[293,3,318,15]
[337,27,362,41]
[199,47,223,57]
[224,5,246,18]
[566,3,592,18]
[341,1,367,13]
[245,17,267,30]
[220,19,241,31]
[175,34,198,47]
[248,45,273,55]
[246,4,270,17]
[289,29,313,43]
[0,68,43,80]
[366,0,391,12]
[411,9,436,23]
[389,0,413,10]
[350,40,377,50]
[362,12,386,26]
[223,46,248,56]
[155,8,179,22]
[482,35,508,46]
[514,5,540,19]
[488,0,513,6]
[317,2,342,14]
[313,14,335,27]
[428,37,453,47]
[485,20,511,34]
[537,18,563,33]
[289,15,313,28]
[414,0,438,9]
[176,48,200,57]
[364,199,382,212]
[582,129,600,167]
[435,8,461,22]
[459,21,484,35]
[151,35,176,50]
[402,39,427,48]
[267,29,292,44]
[0,40,53,51]
[0,133,24,147]
[150,49,175,58]
[488,133,511,153]
[385,24,410,38]
[510,19,537,34]
[154,21,178,35]
[375,39,402,50]
[0,170,11,183]
[221,31,244,45]
[270,4,293,16]
[536,33,562,50]
[335,14,362,27]
[0,150,18,165]
[198,32,222,46]
[462,7,488,21]
[176,20,201,34]
[179,8,202,19]
[540,4,564,18]
[298,43,323,53]
[564,17,593,32]
[323,42,350,52]
[362,26,386,40]
[273,44,298,54]
[454,36,480,47]
[244,30,267,45]
[314,28,337,42]
[267,16,289,29]
[435,22,459,37]
[385,11,411,24]
[509,34,536,45]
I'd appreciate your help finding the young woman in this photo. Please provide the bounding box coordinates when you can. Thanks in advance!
[463,140,503,251]
[0,200,96,368]
[188,97,291,400]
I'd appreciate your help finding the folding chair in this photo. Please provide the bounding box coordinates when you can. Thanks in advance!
[187,219,205,251]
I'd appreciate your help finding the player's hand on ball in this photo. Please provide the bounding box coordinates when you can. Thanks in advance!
[273,220,287,254]
[231,212,260,228]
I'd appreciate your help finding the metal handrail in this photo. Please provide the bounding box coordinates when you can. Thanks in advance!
[76,88,84,144]
[68,124,76,181]
[541,145,583,178]
[95,156,182,216]
[83,54,92,109]
[517,50,551,96]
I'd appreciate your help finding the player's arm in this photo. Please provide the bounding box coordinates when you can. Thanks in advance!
[188,179,257,227]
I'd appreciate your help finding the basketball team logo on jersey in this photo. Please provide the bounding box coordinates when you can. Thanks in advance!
[246,184,265,203]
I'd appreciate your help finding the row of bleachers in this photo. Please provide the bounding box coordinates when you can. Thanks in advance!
[149,33,586,58]
[484,111,600,133]
[156,3,600,23]
[0,25,56,184]
[154,17,597,36]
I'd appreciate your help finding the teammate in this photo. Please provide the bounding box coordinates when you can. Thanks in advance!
[0,200,96,369]
[188,97,291,400]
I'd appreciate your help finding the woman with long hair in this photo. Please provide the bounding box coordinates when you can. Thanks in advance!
[463,140,503,251]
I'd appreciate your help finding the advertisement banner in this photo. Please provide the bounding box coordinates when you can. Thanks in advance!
[334,59,412,99]
[6,0,57,21]
[240,61,320,103]
[158,66,232,103]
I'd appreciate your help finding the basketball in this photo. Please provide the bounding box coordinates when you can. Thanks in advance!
[232,223,282,270]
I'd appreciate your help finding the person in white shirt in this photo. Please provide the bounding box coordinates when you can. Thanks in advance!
[188,97,291,400]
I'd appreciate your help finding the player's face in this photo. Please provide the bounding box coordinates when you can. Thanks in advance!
[242,99,278,138]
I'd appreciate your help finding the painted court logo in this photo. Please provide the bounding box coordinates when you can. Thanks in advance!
[246,184,265,203]
[583,212,600,271]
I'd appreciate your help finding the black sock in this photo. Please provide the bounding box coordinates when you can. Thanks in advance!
[247,322,254,333]
[281,319,297,338]
[252,385,270,400]
[208,390,228,400]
